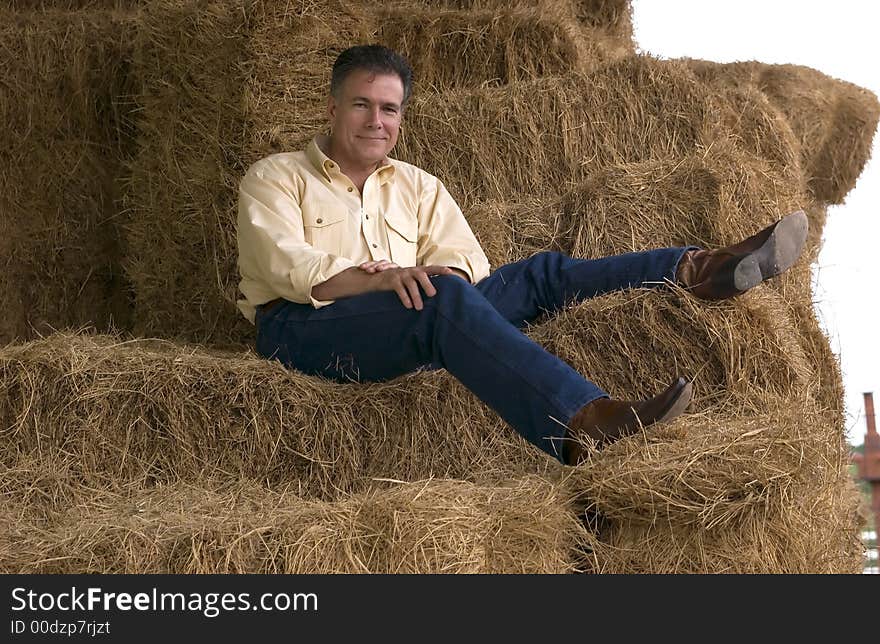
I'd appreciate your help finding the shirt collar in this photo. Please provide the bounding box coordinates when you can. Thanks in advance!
[307,135,396,185]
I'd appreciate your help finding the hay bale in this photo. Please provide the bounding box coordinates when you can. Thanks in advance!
[374,7,606,93]
[465,144,808,268]
[686,59,880,205]
[569,404,861,573]
[0,476,584,573]
[754,255,845,421]
[531,288,817,415]
[0,9,138,345]
[571,404,842,528]
[457,150,843,424]
[398,57,722,207]
[0,332,554,496]
[122,0,256,346]
[581,491,862,573]
[0,284,818,494]
[418,0,634,47]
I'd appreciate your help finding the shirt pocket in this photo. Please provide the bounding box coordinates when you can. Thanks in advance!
[302,206,347,255]
[383,212,418,267]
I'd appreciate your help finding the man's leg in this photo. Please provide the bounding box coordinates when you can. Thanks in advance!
[474,248,694,328]
[469,248,695,463]
[256,275,605,462]
[475,209,808,324]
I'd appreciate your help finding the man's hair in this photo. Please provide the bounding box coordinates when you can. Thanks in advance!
[330,45,414,105]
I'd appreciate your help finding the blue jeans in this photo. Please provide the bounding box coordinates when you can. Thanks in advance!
[256,249,692,463]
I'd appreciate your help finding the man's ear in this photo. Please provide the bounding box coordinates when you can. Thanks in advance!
[327,95,337,121]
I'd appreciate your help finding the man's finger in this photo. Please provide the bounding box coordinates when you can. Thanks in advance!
[416,271,437,297]
[395,285,412,309]
[404,277,424,310]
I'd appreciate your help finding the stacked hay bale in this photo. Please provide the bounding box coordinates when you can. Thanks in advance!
[686,59,879,208]
[0,0,877,573]
[0,7,139,345]
[1,474,583,574]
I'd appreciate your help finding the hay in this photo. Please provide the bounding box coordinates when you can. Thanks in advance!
[534,288,821,414]
[6,1,141,9]
[580,490,862,573]
[686,59,880,205]
[416,0,634,46]
[0,284,821,496]
[0,332,554,497]
[126,49,789,343]
[121,0,256,346]
[0,475,583,573]
[571,0,632,43]
[375,7,598,93]
[119,8,876,345]
[0,9,138,345]
[570,404,842,527]
[398,57,722,207]
[466,144,808,270]
[569,404,862,573]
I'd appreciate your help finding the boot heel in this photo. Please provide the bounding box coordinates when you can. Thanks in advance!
[733,255,762,292]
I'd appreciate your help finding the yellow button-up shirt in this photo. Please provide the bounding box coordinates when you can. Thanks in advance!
[236,136,491,324]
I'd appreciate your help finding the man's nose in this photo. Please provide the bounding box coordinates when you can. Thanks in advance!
[366,106,383,128]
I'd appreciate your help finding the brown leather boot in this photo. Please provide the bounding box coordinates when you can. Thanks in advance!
[564,377,693,465]
[677,210,808,300]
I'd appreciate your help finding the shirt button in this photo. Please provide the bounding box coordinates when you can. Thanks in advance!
[347,187,353,192]
[372,243,378,248]
[316,218,323,224]
[327,162,335,168]
[365,214,370,219]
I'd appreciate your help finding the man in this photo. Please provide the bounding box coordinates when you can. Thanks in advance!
[236,45,808,466]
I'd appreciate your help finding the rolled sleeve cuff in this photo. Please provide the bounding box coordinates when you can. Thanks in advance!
[437,252,490,285]
[291,255,356,309]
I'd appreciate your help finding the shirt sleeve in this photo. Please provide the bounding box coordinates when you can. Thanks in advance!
[237,163,355,310]
[416,178,491,284]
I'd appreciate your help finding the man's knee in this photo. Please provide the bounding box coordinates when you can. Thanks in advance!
[428,273,477,309]
[431,273,472,292]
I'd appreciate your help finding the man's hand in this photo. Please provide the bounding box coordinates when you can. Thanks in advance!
[376,265,454,310]
[358,260,399,274]
[312,264,464,305]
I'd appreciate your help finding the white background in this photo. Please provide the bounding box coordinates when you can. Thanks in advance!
[630,0,880,446]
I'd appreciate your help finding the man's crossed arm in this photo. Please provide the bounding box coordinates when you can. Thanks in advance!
[311,261,469,310]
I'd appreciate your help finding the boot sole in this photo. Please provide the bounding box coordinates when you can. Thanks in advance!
[657,381,693,424]
[733,210,808,292]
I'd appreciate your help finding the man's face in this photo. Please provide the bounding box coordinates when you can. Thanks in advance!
[328,69,404,168]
